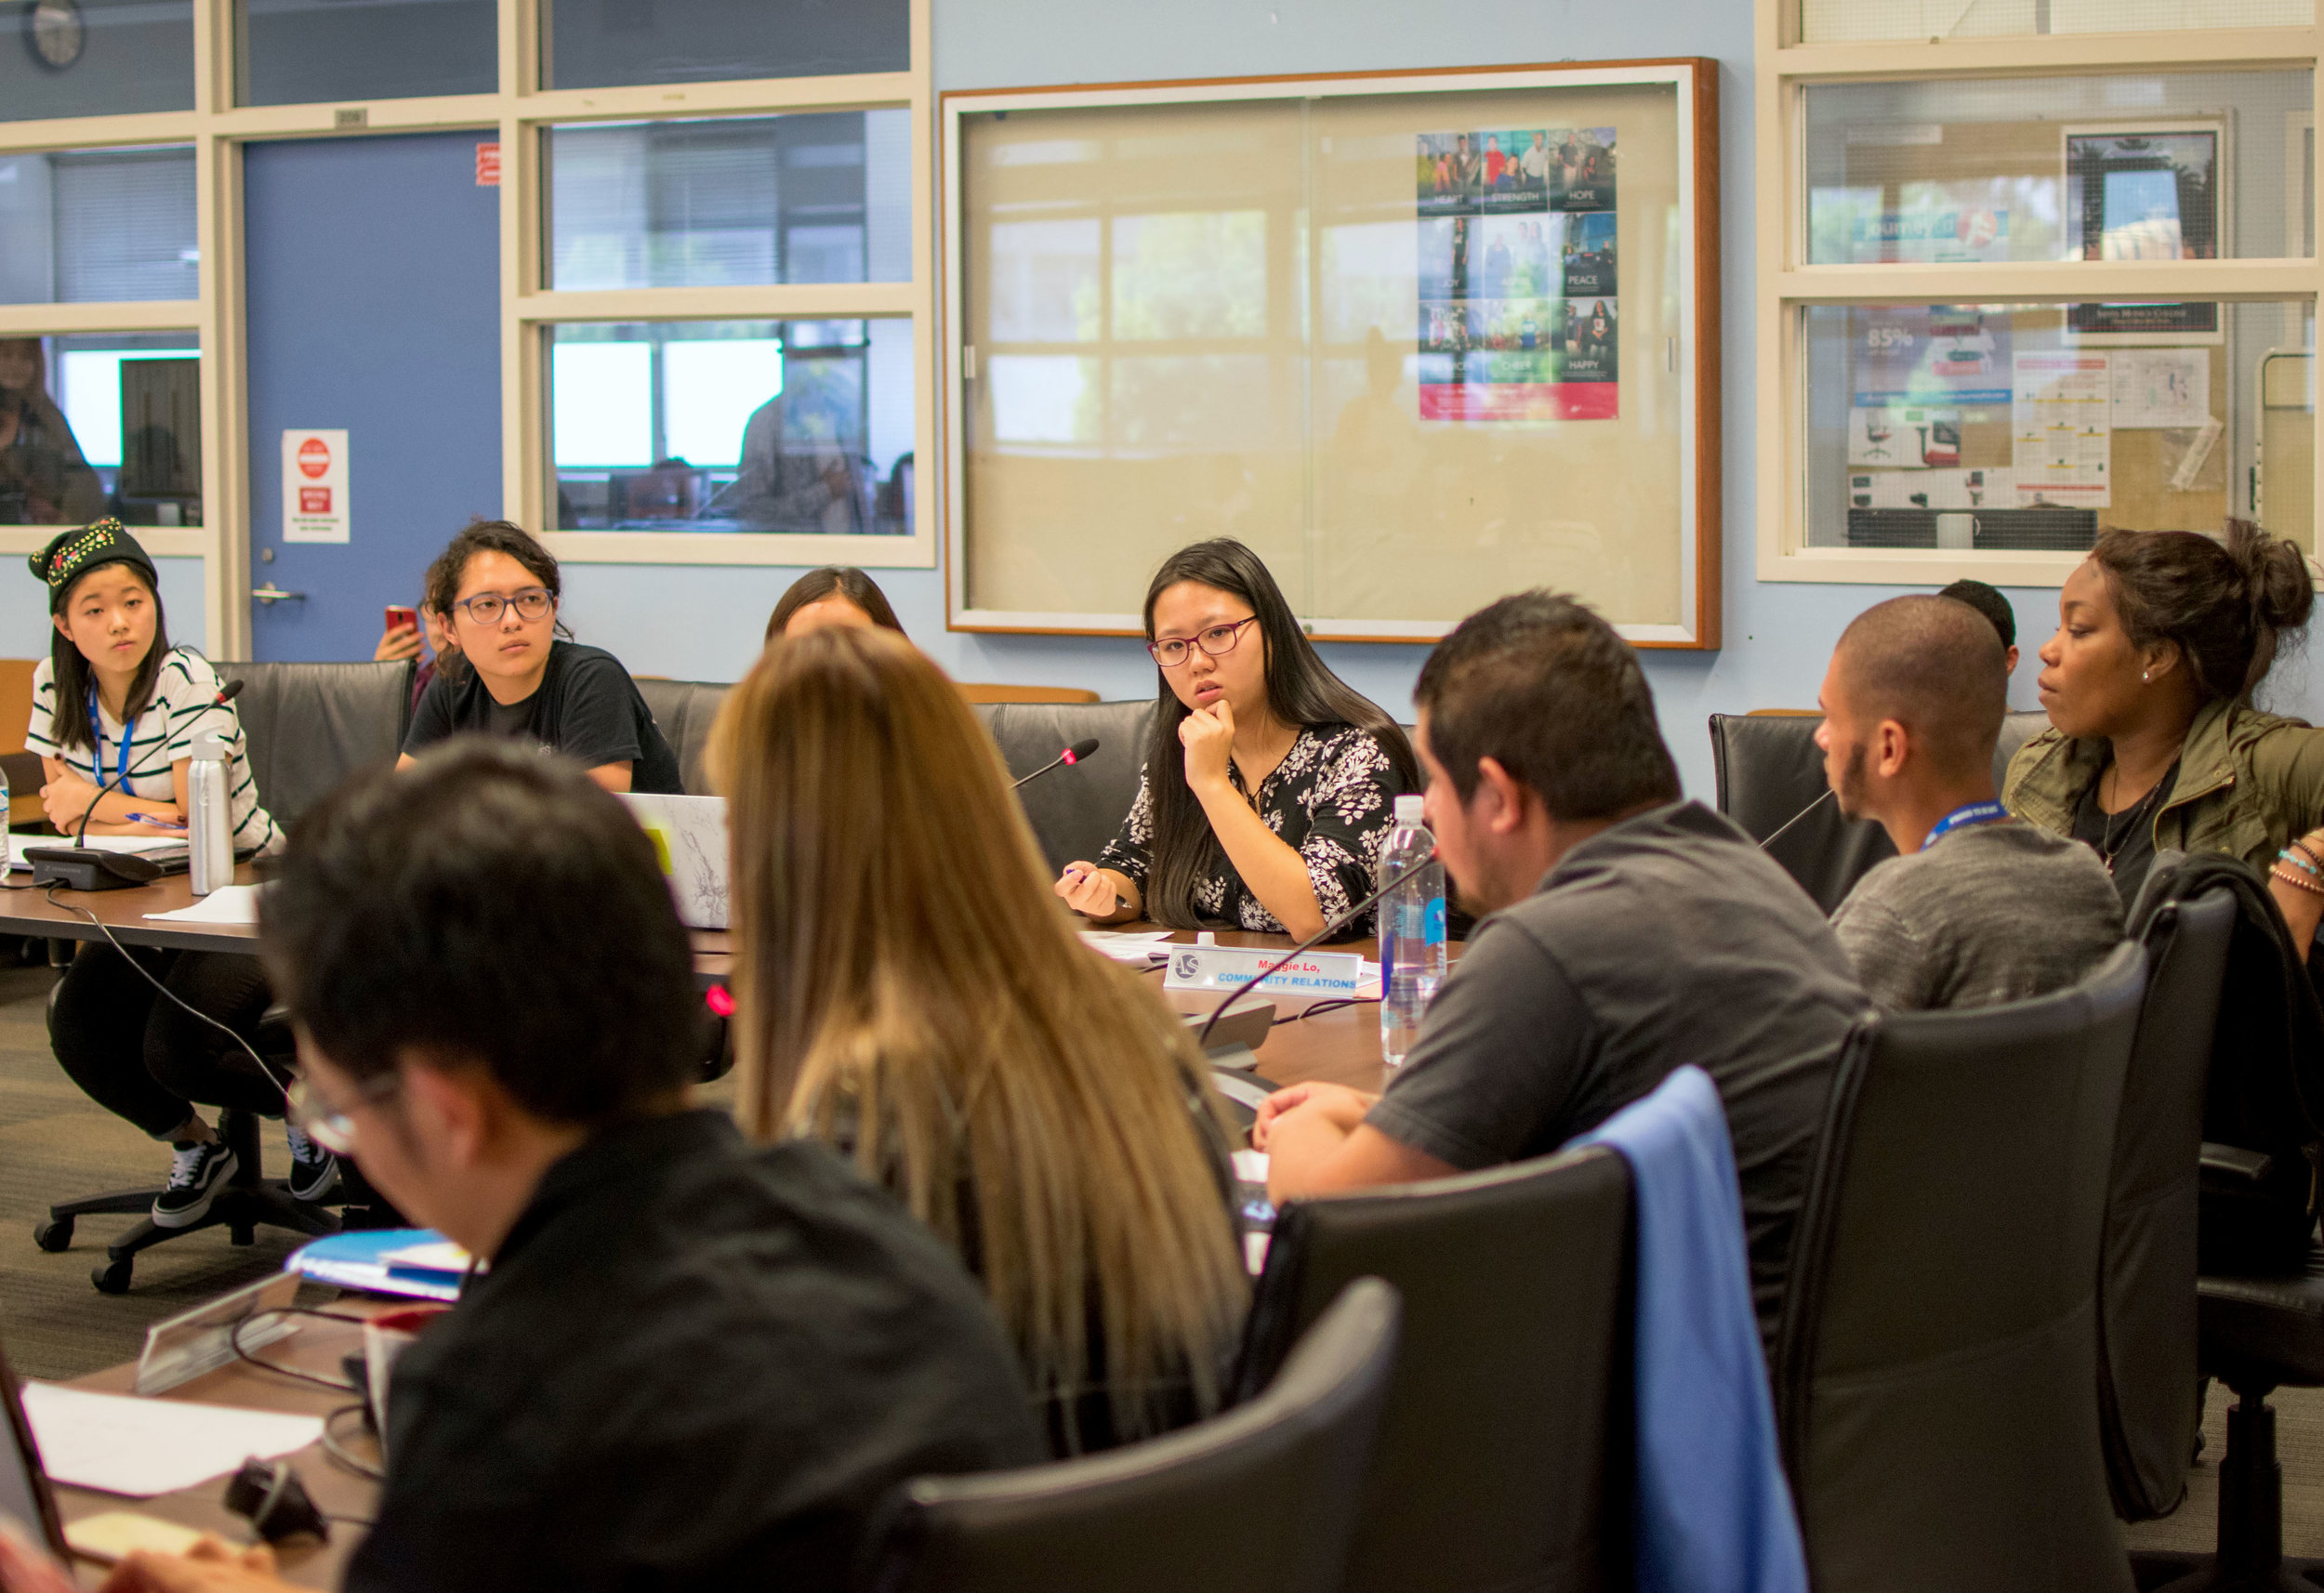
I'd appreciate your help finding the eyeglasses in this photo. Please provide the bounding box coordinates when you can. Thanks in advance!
[454,587,554,625]
[1147,615,1260,668]
[286,1072,401,1156]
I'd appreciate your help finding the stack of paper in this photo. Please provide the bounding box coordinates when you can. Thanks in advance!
[288,1229,472,1301]
[20,1385,321,1497]
[5,836,184,874]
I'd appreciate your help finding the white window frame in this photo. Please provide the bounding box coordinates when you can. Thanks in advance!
[0,0,933,658]
[1754,2,2321,587]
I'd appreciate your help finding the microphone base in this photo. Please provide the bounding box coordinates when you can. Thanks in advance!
[26,847,171,890]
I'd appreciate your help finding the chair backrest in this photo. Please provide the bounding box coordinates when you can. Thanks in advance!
[974,700,1155,874]
[1776,941,2145,1593]
[1707,713,1894,912]
[956,684,1103,705]
[868,1278,1401,1593]
[2099,884,2235,1521]
[1232,1147,1631,1593]
[1708,708,2054,914]
[632,678,731,796]
[210,660,413,829]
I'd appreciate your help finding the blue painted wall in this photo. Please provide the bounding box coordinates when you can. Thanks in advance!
[243,133,501,663]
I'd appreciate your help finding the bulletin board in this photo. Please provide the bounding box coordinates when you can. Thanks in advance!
[940,59,1722,648]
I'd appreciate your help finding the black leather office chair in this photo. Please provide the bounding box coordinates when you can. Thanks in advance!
[212,659,414,828]
[974,701,1154,875]
[1708,708,2049,913]
[632,678,731,796]
[33,662,416,1290]
[1776,941,2145,1593]
[867,1277,1400,1593]
[2101,883,2237,1521]
[1230,1146,1631,1593]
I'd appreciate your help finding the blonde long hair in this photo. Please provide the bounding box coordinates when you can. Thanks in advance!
[710,626,1248,1445]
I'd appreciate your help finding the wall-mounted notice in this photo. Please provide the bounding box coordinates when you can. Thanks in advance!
[1415,125,1618,422]
[2012,352,2111,508]
[282,428,350,543]
[2109,349,2210,429]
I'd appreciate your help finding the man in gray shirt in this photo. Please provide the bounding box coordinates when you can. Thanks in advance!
[1817,594,2121,1011]
[1256,593,1865,1349]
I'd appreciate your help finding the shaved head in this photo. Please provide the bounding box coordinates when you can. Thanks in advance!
[1832,595,2007,775]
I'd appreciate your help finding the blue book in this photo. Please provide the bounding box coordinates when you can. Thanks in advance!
[288,1228,472,1301]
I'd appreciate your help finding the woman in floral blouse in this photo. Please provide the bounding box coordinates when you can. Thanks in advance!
[1055,539,1418,941]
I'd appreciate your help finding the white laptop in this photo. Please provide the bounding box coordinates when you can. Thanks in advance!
[617,793,729,930]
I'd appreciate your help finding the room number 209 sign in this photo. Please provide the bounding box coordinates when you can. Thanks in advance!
[282,428,350,544]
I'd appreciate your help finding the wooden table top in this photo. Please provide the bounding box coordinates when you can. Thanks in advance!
[37,919,1453,1584]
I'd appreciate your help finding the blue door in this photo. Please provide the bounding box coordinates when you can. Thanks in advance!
[244,133,499,662]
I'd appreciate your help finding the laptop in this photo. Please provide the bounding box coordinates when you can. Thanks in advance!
[0,1336,67,1563]
[617,793,729,930]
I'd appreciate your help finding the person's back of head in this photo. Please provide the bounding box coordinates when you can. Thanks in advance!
[709,625,1247,1449]
[1936,578,2016,655]
[260,739,697,1126]
[2089,519,2315,706]
[1415,589,1679,818]
[1832,594,2007,783]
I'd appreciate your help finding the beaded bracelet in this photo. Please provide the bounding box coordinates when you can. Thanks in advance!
[2294,836,2324,872]
[2272,864,2324,898]
[2280,848,2321,877]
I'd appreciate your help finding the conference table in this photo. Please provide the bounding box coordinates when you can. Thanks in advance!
[7,864,1437,1586]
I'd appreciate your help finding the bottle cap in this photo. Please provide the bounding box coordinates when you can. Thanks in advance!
[1394,794,1425,824]
[190,733,227,761]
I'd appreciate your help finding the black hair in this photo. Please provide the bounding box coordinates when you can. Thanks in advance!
[48,567,169,757]
[764,566,905,643]
[423,520,568,683]
[1837,595,2007,770]
[1137,538,1419,928]
[259,739,698,1126]
[1416,590,1678,820]
[2091,520,2315,704]
[1935,578,2016,652]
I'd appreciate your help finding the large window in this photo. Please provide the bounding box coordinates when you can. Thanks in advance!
[1758,7,2319,585]
[0,147,200,305]
[537,0,908,89]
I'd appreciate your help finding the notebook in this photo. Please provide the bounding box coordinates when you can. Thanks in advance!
[617,793,729,930]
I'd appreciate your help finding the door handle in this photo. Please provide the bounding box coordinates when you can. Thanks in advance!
[252,586,306,604]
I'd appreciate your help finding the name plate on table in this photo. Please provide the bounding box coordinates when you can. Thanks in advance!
[1163,944,1364,999]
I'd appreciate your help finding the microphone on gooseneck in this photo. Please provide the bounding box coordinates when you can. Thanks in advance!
[1755,787,1835,853]
[71,678,243,843]
[215,678,244,705]
[1196,850,1439,1049]
[1012,737,1101,791]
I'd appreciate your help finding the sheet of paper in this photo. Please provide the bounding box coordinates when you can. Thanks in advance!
[7,836,185,874]
[2110,349,2211,428]
[1077,930,1172,963]
[20,1384,322,1498]
[143,885,263,926]
[2012,351,2111,507]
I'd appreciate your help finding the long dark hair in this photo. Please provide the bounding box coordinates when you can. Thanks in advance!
[2090,520,2314,705]
[424,520,568,683]
[49,566,169,756]
[1138,539,1419,928]
[764,566,905,643]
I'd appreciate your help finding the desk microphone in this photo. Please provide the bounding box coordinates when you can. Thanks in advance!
[1013,737,1100,790]
[68,678,243,843]
[1754,787,1836,852]
[1196,850,1438,1048]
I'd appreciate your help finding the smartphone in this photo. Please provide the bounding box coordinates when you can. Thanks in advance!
[385,604,418,632]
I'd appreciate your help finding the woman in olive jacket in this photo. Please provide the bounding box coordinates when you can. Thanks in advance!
[2004,520,2324,943]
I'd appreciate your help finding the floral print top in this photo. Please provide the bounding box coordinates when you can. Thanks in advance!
[1098,722,1408,933]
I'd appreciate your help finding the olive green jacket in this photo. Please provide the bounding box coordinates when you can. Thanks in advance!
[2003,698,2324,872]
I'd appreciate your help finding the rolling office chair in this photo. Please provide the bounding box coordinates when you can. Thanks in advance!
[867,1278,1400,1593]
[1775,941,2146,1593]
[1230,1146,1632,1593]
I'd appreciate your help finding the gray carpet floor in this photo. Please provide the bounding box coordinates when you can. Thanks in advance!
[0,954,2317,1554]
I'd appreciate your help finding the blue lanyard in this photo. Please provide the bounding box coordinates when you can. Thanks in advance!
[1922,799,2008,849]
[86,689,130,793]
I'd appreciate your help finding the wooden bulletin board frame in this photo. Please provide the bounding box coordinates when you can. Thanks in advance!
[938,58,1723,650]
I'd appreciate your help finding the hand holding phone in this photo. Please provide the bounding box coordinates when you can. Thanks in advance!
[375,607,423,665]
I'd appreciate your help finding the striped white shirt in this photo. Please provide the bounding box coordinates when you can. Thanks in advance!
[26,646,283,855]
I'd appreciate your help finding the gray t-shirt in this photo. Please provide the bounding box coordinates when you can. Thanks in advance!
[1365,800,1866,1350]
[1829,819,2123,1013]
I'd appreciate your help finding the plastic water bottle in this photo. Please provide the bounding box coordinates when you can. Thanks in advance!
[187,733,231,896]
[1377,794,1446,1069]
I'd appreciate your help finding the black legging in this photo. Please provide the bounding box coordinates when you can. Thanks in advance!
[48,944,282,1139]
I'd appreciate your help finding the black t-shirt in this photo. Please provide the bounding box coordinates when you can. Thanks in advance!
[345,1111,1043,1593]
[2070,759,2182,908]
[1364,800,1866,1353]
[404,639,683,794]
